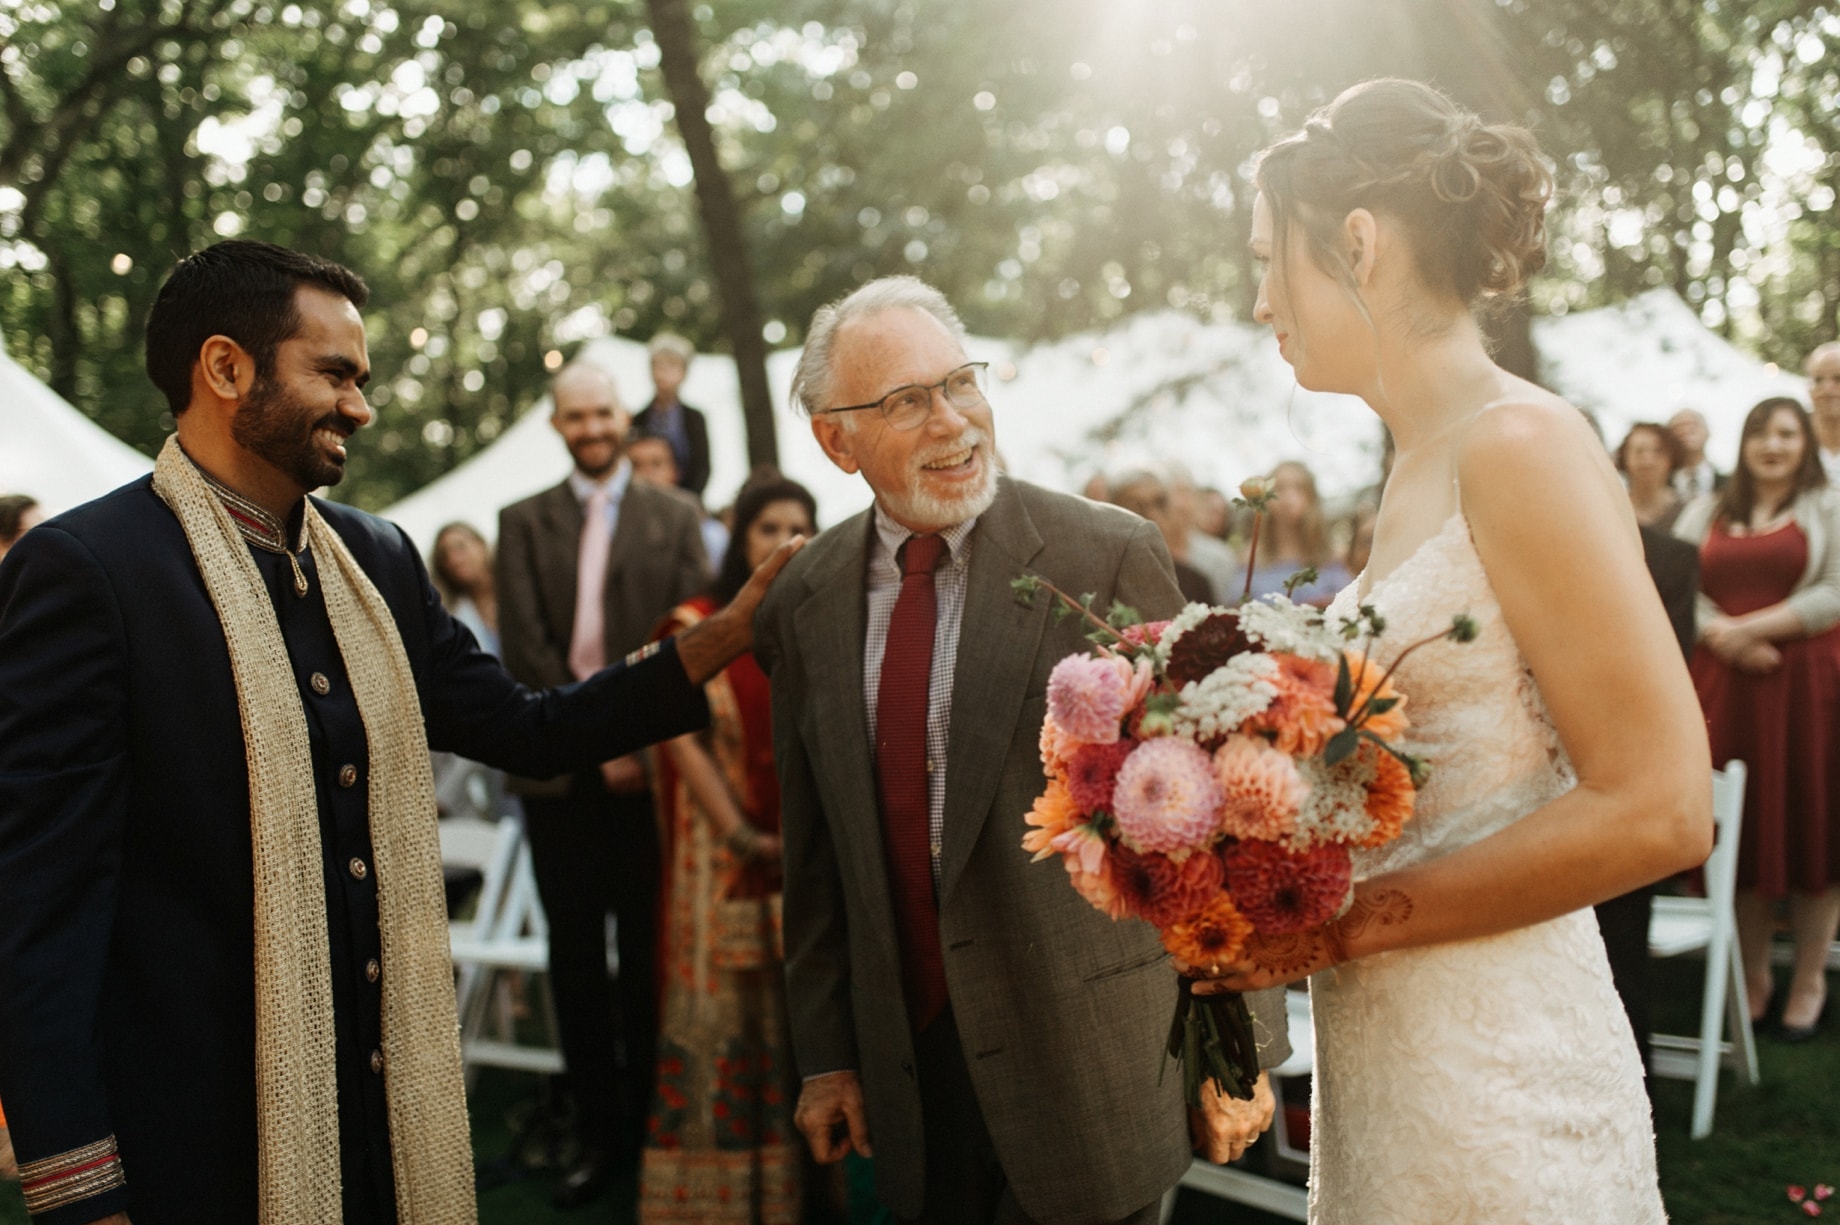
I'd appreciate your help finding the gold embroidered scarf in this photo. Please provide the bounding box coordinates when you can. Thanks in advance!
[152,437,475,1224]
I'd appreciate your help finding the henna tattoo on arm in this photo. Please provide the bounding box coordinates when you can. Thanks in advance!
[1335,887,1414,958]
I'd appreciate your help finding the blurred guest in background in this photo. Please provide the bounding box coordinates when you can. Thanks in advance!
[631,429,729,568]
[497,359,710,1207]
[1168,464,1239,600]
[1081,470,1110,503]
[0,495,42,563]
[1596,517,1699,1086]
[429,522,510,827]
[1676,396,1840,1042]
[639,478,818,1224]
[1194,486,1232,541]
[1669,408,1723,501]
[1807,342,1840,483]
[431,521,500,656]
[1237,460,1351,604]
[1616,422,1686,532]
[634,333,711,501]
[1109,469,1216,604]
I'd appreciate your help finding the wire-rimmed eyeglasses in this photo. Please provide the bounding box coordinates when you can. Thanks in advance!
[812,362,990,432]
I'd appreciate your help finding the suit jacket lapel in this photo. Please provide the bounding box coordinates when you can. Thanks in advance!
[537,482,584,648]
[792,512,889,887]
[939,479,1048,907]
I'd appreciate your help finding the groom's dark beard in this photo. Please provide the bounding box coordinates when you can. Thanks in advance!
[232,374,350,491]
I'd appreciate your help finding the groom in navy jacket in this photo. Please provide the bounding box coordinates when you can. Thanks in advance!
[0,240,790,1225]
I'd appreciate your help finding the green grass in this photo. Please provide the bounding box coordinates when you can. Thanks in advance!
[3,959,1831,1224]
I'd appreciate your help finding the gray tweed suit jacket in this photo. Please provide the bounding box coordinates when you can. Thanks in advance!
[754,477,1290,1224]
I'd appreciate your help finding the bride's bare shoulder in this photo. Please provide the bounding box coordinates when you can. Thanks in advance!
[1456,390,1629,529]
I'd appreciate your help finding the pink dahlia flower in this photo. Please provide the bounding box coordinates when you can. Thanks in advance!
[1047,654,1136,744]
[1067,740,1134,815]
[1118,619,1173,649]
[1223,840,1353,935]
[1214,735,1306,842]
[1110,737,1226,855]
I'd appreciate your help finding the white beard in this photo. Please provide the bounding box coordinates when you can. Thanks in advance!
[880,428,1000,529]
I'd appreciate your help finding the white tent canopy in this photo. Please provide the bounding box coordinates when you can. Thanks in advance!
[378,287,1811,554]
[1,333,153,515]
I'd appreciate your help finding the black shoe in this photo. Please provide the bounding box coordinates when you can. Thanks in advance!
[1778,997,1827,1044]
[551,1146,613,1211]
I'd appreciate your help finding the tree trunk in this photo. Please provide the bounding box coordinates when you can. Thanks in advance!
[644,0,778,475]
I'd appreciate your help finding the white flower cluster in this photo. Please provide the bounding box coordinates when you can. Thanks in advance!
[1288,753,1377,850]
[1169,652,1281,743]
[1238,595,1343,663]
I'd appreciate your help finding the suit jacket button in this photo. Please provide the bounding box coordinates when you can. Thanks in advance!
[309,672,331,696]
[369,1048,384,1074]
[338,764,359,788]
[349,857,368,880]
[366,958,381,983]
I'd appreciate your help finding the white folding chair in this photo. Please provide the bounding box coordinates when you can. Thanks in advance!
[1648,760,1759,1139]
[447,815,565,1081]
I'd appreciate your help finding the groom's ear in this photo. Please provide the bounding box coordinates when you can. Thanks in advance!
[1342,208,1378,287]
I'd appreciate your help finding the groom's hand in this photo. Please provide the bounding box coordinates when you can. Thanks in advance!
[676,535,806,684]
[795,1069,872,1163]
[1190,1072,1275,1163]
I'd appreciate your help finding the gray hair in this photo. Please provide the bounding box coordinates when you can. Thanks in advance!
[789,275,969,417]
[648,332,694,364]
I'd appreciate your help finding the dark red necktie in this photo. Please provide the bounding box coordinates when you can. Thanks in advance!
[876,533,949,1032]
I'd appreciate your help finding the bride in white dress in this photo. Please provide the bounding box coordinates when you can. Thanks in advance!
[1203,80,1712,1222]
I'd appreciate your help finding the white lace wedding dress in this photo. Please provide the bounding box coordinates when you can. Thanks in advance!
[1311,510,1666,1223]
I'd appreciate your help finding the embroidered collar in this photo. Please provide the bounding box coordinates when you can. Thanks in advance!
[196,465,312,597]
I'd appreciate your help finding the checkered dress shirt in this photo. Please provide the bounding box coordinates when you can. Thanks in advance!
[864,505,978,887]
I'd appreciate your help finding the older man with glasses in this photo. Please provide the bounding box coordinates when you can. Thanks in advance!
[753,275,1289,1225]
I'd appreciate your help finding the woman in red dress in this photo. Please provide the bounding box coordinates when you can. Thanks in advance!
[639,478,817,1223]
[1676,396,1840,1041]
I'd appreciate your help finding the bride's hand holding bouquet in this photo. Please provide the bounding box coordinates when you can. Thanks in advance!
[1016,478,1473,1104]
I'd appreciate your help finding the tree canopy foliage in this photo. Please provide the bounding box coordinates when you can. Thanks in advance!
[2,0,1836,507]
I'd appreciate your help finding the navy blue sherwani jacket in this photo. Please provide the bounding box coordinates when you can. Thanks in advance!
[0,475,708,1225]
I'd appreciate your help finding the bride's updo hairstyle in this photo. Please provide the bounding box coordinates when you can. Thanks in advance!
[1254,79,1553,315]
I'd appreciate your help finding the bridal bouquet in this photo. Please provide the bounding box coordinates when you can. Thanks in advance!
[1015,482,1473,1105]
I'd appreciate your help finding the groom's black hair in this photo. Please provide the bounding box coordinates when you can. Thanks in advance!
[145,239,369,415]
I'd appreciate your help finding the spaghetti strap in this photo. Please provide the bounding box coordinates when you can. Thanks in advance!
[1453,397,1531,504]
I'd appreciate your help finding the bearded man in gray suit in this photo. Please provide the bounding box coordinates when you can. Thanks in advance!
[753,276,1290,1225]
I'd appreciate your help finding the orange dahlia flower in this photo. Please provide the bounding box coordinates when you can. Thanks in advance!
[1022,777,1082,861]
[1343,650,1408,742]
[1358,742,1416,847]
[1245,653,1343,756]
[1159,894,1255,973]
[1214,734,1306,842]
[1039,714,1080,781]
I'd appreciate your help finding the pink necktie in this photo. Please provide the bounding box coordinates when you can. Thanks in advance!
[875,533,949,1032]
[568,488,611,680]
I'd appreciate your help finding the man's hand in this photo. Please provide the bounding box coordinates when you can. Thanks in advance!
[794,1069,871,1163]
[677,536,806,685]
[1189,1072,1275,1164]
[598,754,647,793]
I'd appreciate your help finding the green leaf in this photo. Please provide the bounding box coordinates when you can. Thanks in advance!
[1106,600,1144,628]
[1367,696,1398,715]
[1324,726,1360,766]
[1010,575,1042,607]
[1334,653,1353,712]
[1282,565,1319,598]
